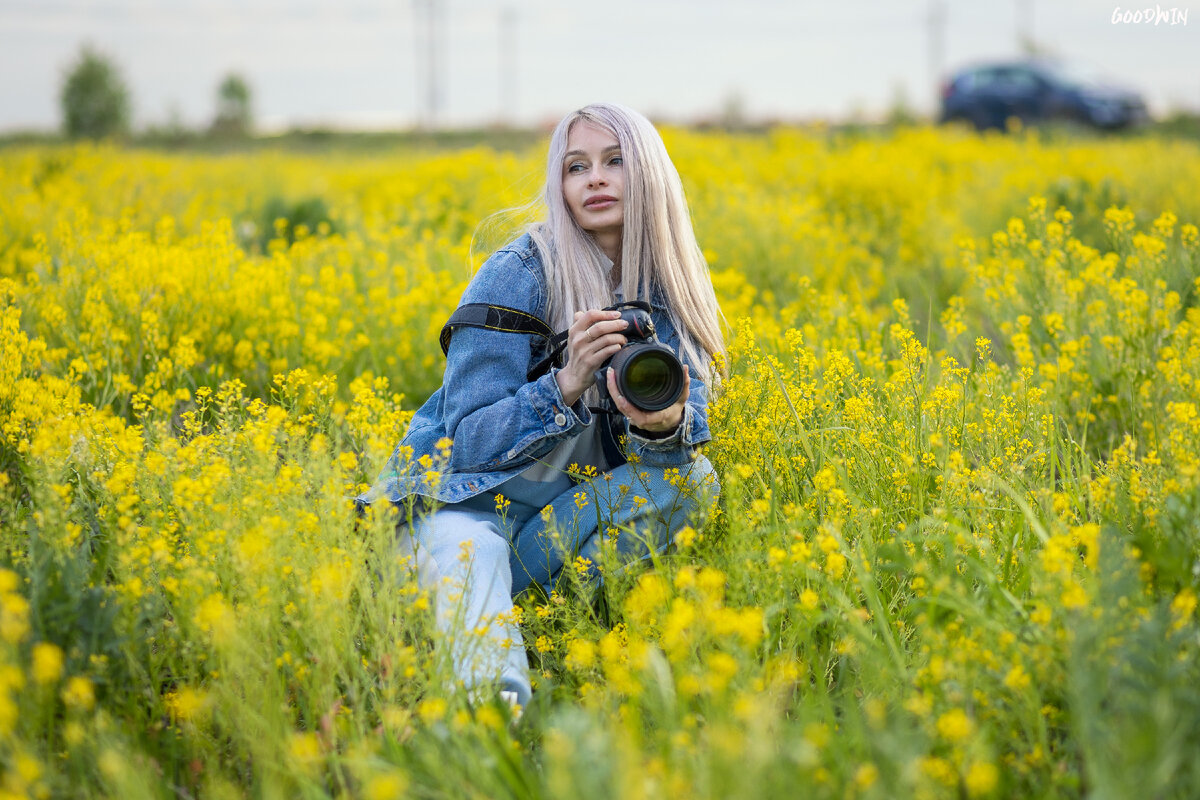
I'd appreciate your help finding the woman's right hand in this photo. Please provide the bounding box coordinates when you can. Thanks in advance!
[554,309,628,407]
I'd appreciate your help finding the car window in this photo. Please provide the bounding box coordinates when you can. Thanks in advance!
[962,68,998,90]
[993,68,1040,91]
[958,65,1050,94]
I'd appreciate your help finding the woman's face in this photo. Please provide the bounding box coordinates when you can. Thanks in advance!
[561,121,625,247]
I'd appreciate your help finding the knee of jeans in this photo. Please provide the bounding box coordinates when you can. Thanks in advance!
[414,510,508,574]
[467,528,510,568]
[435,524,509,573]
[395,528,441,586]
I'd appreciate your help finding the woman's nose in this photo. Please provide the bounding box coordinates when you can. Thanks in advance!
[587,166,606,186]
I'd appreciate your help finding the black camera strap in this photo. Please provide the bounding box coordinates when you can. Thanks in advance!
[440,304,568,382]
[440,300,652,384]
[439,304,554,353]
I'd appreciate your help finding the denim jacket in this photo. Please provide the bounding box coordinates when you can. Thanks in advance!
[359,233,713,507]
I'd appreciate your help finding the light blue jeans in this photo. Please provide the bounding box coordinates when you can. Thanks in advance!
[398,456,717,706]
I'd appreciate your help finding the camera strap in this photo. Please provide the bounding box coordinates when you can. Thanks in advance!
[439,299,654,383]
[440,304,556,353]
[440,303,567,382]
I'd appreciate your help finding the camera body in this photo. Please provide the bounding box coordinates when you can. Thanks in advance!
[593,306,685,414]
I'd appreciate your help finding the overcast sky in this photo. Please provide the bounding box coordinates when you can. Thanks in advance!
[1,0,1197,132]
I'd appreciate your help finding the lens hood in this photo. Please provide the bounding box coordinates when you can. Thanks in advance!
[609,342,684,412]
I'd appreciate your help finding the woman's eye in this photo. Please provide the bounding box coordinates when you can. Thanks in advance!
[567,162,586,174]
[609,156,623,166]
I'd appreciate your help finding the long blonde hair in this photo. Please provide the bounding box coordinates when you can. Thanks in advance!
[527,102,725,375]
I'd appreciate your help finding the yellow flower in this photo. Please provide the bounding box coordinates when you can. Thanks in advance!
[365,772,410,800]
[703,651,739,694]
[1060,581,1088,610]
[920,756,958,787]
[565,638,597,671]
[417,697,447,724]
[1170,588,1197,631]
[624,573,671,627]
[673,525,698,548]
[62,676,96,711]
[1003,664,1031,691]
[711,605,764,648]
[288,732,322,765]
[31,642,64,685]
[936,708,975,744]
[965,760,999,796]
[0,591,30,644]
[853,763,879,791]
[0,694,17,736]
[166,686,208,723]
[800,588,820,611]
[194,594,235,640]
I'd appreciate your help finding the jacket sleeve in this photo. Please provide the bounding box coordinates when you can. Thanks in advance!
[440,248,593,474]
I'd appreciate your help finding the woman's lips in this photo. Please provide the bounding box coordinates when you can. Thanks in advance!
[584,196,617,209]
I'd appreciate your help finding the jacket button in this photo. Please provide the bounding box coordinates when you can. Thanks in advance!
[554,413,567,427]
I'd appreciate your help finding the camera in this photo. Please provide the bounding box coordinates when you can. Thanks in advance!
[594,304,685,414]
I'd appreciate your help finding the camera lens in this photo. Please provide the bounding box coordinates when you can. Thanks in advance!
[626,352,672,397]
[612,345,683,411]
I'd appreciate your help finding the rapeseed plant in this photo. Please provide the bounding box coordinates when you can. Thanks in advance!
[1,128,1199,798]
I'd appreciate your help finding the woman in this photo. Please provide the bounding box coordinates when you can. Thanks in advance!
[360,103,724,709]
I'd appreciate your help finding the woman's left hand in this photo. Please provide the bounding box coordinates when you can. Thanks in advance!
[606,364,690,434]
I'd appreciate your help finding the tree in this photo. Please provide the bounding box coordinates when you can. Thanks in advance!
[211,74,253,137]
[60,44,131,140]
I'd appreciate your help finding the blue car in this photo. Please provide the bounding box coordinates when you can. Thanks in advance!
[940,60,1149,131]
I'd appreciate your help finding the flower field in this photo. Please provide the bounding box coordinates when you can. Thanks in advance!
[2,126,1200,798]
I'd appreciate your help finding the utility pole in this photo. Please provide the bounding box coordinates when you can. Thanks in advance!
[414,0,427,128]
[928,0,946,116]
[1017,0,1035,54]
[414,0,442,129]
[499,6,517,126]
